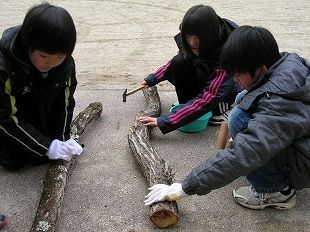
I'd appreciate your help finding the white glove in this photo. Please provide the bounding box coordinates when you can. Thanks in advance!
[65,139,83,155]
[144,183,188,206]
[46,139,83,161]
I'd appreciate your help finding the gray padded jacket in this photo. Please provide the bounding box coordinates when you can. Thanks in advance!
[182,52,310,194]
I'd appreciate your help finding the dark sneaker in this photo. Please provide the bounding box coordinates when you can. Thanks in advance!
[208,110,230,126]
[0,214,6,228]
[0,142,25,170]
[233,186,296,210]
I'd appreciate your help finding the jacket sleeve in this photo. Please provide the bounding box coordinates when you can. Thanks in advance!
[145,33,181,86]
[157,69,238,134]
[47,71,77,141]
[181,93,308,195]
[0,71,51,157]
[144,58,175,86]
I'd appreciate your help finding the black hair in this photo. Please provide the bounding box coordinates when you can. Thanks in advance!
[179,5,221,58]
[21,2,76,56]
[220,26,281,77]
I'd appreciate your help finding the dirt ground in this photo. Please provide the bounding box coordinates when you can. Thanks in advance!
[1,0,309,91]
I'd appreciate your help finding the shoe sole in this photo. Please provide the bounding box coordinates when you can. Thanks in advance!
[233,192,297,210]
[208,121,223,126]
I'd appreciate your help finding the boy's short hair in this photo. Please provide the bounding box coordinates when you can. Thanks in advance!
[21,2,76,56]
[179,5,221,58]
[220,26,281,77]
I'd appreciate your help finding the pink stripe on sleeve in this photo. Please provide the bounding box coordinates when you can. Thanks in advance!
[154,60,172,80]
[169,69,226,124]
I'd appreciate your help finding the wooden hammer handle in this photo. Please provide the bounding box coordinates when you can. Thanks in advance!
[126,85,145,96]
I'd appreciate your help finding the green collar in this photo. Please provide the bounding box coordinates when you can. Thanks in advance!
[41,72,48,78]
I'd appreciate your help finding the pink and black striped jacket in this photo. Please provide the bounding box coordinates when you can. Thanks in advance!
[145,18,242,134]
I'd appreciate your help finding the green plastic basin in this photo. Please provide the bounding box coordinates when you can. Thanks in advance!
[170,104,212,133]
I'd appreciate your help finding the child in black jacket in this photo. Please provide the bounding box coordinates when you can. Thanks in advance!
[0,3,83,170]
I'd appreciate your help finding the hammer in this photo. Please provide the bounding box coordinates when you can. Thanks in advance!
[122,85,145,102]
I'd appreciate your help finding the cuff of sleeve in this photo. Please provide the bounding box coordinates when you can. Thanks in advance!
[182,180,196,196]
[157,116,172,135]
[144,74,156,87]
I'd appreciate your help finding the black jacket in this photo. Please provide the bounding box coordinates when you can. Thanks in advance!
[0,25,77,157]
[145,18,241,134]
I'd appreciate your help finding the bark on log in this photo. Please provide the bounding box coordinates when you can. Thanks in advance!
[128,86,179,228]
[30,102,103,232]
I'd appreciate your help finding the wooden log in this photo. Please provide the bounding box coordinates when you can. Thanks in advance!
[215,122,231,149]
[128,86,179,228]
[30,102,103,232]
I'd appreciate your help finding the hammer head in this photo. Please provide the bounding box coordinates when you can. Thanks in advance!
[122,88,127,102]
[122,85,144,102]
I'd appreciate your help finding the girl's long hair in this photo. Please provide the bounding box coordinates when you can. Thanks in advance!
[179,5,220,59]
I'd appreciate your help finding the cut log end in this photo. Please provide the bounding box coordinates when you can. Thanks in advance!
[150,207,179,228]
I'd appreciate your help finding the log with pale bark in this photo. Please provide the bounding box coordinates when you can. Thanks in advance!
[30,102,103,232]
[128,86,179,228]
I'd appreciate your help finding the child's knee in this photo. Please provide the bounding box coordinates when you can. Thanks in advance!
[228,106,251,138]
[235,90,248,104]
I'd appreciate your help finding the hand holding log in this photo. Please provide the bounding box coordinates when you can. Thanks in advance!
[144,183,188,205]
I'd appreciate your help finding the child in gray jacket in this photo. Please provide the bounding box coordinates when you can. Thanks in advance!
[144,26,310,210]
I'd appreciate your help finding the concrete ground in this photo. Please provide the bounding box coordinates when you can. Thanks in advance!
[0,0,310,231]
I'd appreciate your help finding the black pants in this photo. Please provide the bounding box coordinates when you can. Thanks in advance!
[169,54,201,104]
[0,134,49,170]
[169,54,238,115]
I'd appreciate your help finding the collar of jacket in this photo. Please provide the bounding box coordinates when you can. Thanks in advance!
[239,52,310,110]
